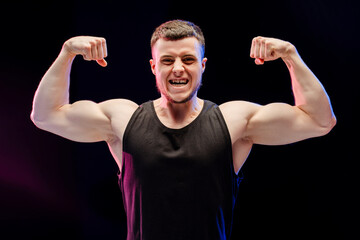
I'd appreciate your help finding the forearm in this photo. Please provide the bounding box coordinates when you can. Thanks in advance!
[283,46,336,128]
[31,48,75,123]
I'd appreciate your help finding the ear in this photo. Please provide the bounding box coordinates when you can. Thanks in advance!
[149,59,156,75]
[201,57,207,73]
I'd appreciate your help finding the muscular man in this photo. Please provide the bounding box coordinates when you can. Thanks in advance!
[31,20,336,240]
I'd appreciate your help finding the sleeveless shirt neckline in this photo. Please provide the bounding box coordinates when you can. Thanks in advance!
[149,100,209,132]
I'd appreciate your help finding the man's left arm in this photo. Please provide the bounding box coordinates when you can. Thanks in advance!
[244,37,336,145]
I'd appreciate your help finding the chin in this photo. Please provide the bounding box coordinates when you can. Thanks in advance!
[172,98,191,104]
[165,95,189,104]
[167,91,198,104]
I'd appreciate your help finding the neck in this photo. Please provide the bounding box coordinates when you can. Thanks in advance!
[155,94,204,126]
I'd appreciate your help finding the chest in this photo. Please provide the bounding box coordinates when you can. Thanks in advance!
[130,126,228,172]
[155,107,201,129]
[123,108,232,176]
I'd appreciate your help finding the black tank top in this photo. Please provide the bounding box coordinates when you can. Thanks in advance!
[118,100,242,240]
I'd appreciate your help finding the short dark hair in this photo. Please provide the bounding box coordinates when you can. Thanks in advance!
[150,20,205,57]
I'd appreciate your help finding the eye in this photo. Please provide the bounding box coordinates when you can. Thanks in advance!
[161,58,174,65]
[182,57,196,64]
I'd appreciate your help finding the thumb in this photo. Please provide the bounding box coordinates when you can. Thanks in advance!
[255,58,264,65]
[96,59,108,67]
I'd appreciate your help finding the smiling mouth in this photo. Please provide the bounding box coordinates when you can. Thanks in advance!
[169,79,189,86]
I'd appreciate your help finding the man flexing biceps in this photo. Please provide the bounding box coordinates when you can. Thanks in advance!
[31,20,336,240]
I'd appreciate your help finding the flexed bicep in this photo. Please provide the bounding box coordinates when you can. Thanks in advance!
[36,100,114,143]
[245,103,332,145]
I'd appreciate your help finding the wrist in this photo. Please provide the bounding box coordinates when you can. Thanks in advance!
[281,43,299,65]
[54,46,76,67]
[59,48,76,63]
[61,41,77,59]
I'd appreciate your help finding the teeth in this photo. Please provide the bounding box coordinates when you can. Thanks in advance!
[170,79,188,84]
[175,80,186,83]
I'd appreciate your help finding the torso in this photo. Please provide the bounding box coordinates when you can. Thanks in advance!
[106,98,253,174]
[119,99,242,240]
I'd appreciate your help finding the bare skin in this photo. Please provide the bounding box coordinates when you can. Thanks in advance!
[31,36,336,173]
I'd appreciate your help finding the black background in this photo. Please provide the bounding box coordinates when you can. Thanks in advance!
[1,0,358,239]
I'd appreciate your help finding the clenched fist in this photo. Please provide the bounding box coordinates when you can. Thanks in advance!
[250,36,295,65]
[63,36,108,67]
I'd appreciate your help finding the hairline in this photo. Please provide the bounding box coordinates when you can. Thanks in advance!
[151,36,205,59]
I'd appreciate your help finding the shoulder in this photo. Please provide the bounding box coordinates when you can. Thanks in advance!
[218,100,261,143]
[100,98,139,107]
[98,99,139,143]
[99,99,139,117]
[219,100,261,120]
[99,99,139,133]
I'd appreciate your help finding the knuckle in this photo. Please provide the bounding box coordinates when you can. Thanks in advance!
[84,45,92,51]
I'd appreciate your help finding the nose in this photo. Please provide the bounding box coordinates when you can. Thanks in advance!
[172,58,184,76]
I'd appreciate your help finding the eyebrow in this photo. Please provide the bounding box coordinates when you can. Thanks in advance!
[160,54,197,58]
[160,55,174,58]
[182,54,197,58]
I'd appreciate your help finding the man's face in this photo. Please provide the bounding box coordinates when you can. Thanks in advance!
[150,37,207,104]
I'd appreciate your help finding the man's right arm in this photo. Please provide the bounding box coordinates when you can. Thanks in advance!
[31,36,137,143]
